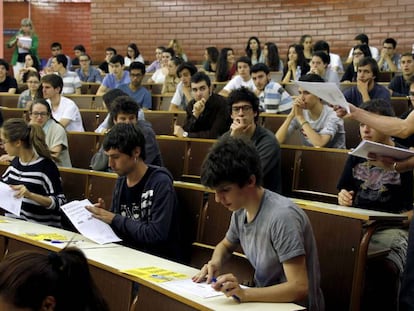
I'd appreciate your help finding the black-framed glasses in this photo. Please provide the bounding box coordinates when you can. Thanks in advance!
[232,105,253,113]
[30,112,49,117]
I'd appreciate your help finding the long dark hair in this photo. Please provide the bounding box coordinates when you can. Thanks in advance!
[264,42,281,71]
[30,98,62,126]
[245,36,262,60]
[216,47,234,82]
[126,43,140,59]
[0,247,109,311]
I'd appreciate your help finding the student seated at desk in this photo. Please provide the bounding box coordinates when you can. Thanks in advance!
[90,95,162,171]
[275,73,346,149]
[168,62,198,112]
[0,247,109,311]
[87,123,180,261]
[1,118,66,228]
[95,89,145,134]
[161,56,182,95]
[174,72,230,139]
[337,99,413,311]
[222,87,282,194]
[218,56,255,98]
[192,137,324,310]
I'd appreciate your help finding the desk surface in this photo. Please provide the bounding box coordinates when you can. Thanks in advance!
[292,198,408,221]
[0,216,304,311]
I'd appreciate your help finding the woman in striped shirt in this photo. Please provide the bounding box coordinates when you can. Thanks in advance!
[1,118,66,227]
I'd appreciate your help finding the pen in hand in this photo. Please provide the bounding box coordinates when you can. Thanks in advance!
[211,277,241,303]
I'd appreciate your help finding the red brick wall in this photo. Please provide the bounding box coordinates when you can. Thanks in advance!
[90,0,414,63]
[3,0,414,65]
[4,2,91,64]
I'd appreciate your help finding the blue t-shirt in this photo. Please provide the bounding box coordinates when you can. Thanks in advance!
[102,71,130,89]
[117,84,152,109]
[343,83,390,107]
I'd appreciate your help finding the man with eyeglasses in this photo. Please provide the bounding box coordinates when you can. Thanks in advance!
[388,53,414,97]
[45,42,71,71]
[174,72,230,138]
[117,62,151,110]
[222,87,282,193]
[276,74,346,149]
[75,54,102,83]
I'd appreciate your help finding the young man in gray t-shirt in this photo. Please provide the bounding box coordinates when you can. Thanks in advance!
[192,136,324,311]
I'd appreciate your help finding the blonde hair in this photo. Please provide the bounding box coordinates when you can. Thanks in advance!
[20,18,35,35]
[168,39,184,55]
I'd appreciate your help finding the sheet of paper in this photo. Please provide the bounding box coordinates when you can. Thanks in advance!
[61,199,121,244]
[349,140,414,160]
[295,81,350,113]
[121,266,188,283]
[163,278,224,298]
[0,181,22,216]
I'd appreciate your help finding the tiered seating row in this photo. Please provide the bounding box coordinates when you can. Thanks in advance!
[0,160,403,311]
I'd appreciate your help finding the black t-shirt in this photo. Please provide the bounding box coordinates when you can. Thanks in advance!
[337,150,413,213]
[118,166,155,221]
[0,76,18,92]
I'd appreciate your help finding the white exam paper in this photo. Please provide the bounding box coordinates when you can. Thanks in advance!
[60,199,121,244]
[295,81,350,113]
[162,279,223,298]
[0,181,22,216]
[349,140,414,160]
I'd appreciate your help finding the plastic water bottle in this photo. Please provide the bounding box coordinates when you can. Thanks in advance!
[296,66,301,81]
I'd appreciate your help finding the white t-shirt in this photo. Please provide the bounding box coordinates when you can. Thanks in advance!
[50,96,84,132]
[328,53,344,72]
[223,75,255,92]
[124,55,145,67]
[151,68,166,84]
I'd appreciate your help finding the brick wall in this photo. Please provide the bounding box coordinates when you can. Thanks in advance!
[90,0,414,64]
[3,0,414,65]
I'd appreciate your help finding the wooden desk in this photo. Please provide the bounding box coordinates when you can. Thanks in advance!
[292,198,407,311]
[0,217,304,311]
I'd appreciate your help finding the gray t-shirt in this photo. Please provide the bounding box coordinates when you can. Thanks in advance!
[225,190,324,311]
[288,104,346,149]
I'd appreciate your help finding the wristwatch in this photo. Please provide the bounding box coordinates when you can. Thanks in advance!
[182,131,189,138]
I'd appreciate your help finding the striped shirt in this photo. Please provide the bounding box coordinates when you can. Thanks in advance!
[2,156,66,227]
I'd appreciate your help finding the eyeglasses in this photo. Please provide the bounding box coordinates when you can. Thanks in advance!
[232,105,253,113]
[30,112,49,117]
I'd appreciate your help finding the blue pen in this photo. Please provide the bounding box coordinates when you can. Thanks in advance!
[43,239,64,244]
[211,277,241,303]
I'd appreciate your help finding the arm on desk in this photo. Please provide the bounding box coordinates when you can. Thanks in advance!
[212,255,309,303]
[192,237,237,284]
